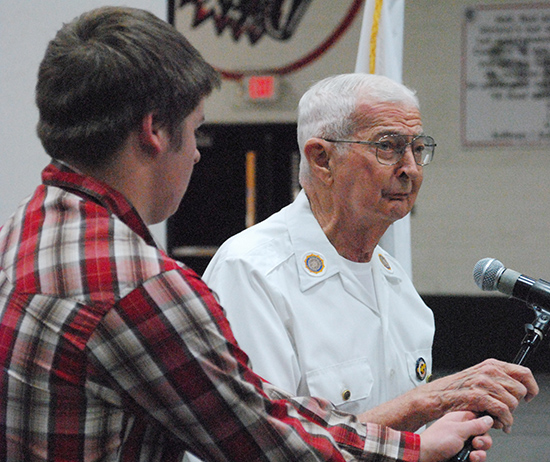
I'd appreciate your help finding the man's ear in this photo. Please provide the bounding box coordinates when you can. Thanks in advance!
[138,113,164,155]
[304,138,333,184]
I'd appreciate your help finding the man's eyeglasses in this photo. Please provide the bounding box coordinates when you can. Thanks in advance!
[323,134,436,166]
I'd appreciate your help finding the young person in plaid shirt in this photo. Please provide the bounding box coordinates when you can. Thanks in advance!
[0,6,504,462]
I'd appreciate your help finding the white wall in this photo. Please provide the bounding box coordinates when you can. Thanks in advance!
[403,0,550,294]
[0,0,166,246]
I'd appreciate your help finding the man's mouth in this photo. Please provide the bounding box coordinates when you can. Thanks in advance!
[385,192,410,200]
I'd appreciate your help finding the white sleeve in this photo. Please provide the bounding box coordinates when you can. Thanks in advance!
[203,252,302,395]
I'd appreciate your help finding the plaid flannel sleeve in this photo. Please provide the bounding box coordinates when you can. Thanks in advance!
[88,266,421,462]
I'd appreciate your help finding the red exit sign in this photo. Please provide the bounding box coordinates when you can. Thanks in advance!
[245,75,278,101]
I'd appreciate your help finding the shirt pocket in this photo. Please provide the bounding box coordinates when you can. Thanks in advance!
[405,348,432,387]
[304,357,374,414]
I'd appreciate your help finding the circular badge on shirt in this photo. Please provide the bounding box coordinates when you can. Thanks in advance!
[302,252,326,276]
[415,357,427,381]
[378,253,393,272]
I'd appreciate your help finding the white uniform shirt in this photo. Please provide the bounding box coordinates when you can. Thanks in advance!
[203,190,435,414]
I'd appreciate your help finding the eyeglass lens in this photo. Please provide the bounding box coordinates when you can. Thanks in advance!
[376,135,434,165]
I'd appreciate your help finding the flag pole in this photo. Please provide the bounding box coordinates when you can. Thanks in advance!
[354,0,412,278]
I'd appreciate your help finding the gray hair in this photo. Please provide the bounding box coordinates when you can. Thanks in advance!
[297,73,419,185]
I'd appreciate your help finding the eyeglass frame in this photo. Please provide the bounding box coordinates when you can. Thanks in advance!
[322,134,436,166]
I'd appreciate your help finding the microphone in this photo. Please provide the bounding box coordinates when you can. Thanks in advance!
[473,258,550,310]
[450,258,550,462]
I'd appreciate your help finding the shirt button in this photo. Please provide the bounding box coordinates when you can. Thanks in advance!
[341,389,351,401]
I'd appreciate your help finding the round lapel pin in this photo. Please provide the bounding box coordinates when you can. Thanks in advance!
[415,357,427,381]
[378,253,393,272]
[303,252,326,276]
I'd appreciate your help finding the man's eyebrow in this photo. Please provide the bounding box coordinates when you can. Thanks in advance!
[372,130,425,138]
[370,130,401,138]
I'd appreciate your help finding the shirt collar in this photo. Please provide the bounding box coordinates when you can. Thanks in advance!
[42,160,157,247]
[286,190,402,291]
[286,190,343,290]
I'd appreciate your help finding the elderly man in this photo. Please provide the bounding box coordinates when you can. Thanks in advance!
[203,73,537,433]
[0,8,500,462]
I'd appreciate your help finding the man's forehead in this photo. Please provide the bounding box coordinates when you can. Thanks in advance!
[187,100,206,125]
[355,98,420,116]
[354,102,423,135]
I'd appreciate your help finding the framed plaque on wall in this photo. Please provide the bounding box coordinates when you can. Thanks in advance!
[461,3,550,147]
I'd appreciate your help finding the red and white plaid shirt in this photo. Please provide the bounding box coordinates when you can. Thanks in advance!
[0,161,420,461]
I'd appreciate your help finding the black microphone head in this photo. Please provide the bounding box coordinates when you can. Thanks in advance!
[473,258,505,291]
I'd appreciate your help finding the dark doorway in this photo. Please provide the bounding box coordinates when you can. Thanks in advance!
[167,123,300,275]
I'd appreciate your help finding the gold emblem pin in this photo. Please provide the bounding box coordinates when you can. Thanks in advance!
[378,253,392,271]
[415,357,427,381]
[303,252,326,276]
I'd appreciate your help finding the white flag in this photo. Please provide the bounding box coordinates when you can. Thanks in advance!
[355,0,412,278]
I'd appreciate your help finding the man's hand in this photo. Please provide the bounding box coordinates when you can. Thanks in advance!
[357,358,538,432]
[420,359,538,432]
[419,412,493,462]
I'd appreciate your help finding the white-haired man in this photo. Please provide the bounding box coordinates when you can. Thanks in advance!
[204,73,537,433]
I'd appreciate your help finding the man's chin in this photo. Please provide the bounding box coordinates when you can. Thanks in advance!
[385,203,414,221]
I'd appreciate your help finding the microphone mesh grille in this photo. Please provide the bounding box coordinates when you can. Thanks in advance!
[473,258,504,291]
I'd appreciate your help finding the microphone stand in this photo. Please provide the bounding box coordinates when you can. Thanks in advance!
[449,305,550,462]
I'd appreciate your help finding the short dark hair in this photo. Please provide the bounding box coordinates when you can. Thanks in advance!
[36,6,220,167]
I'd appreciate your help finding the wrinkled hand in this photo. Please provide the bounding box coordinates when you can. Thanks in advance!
[424,358,538,432]
[420,412,493,462]
[355,358,537,433]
